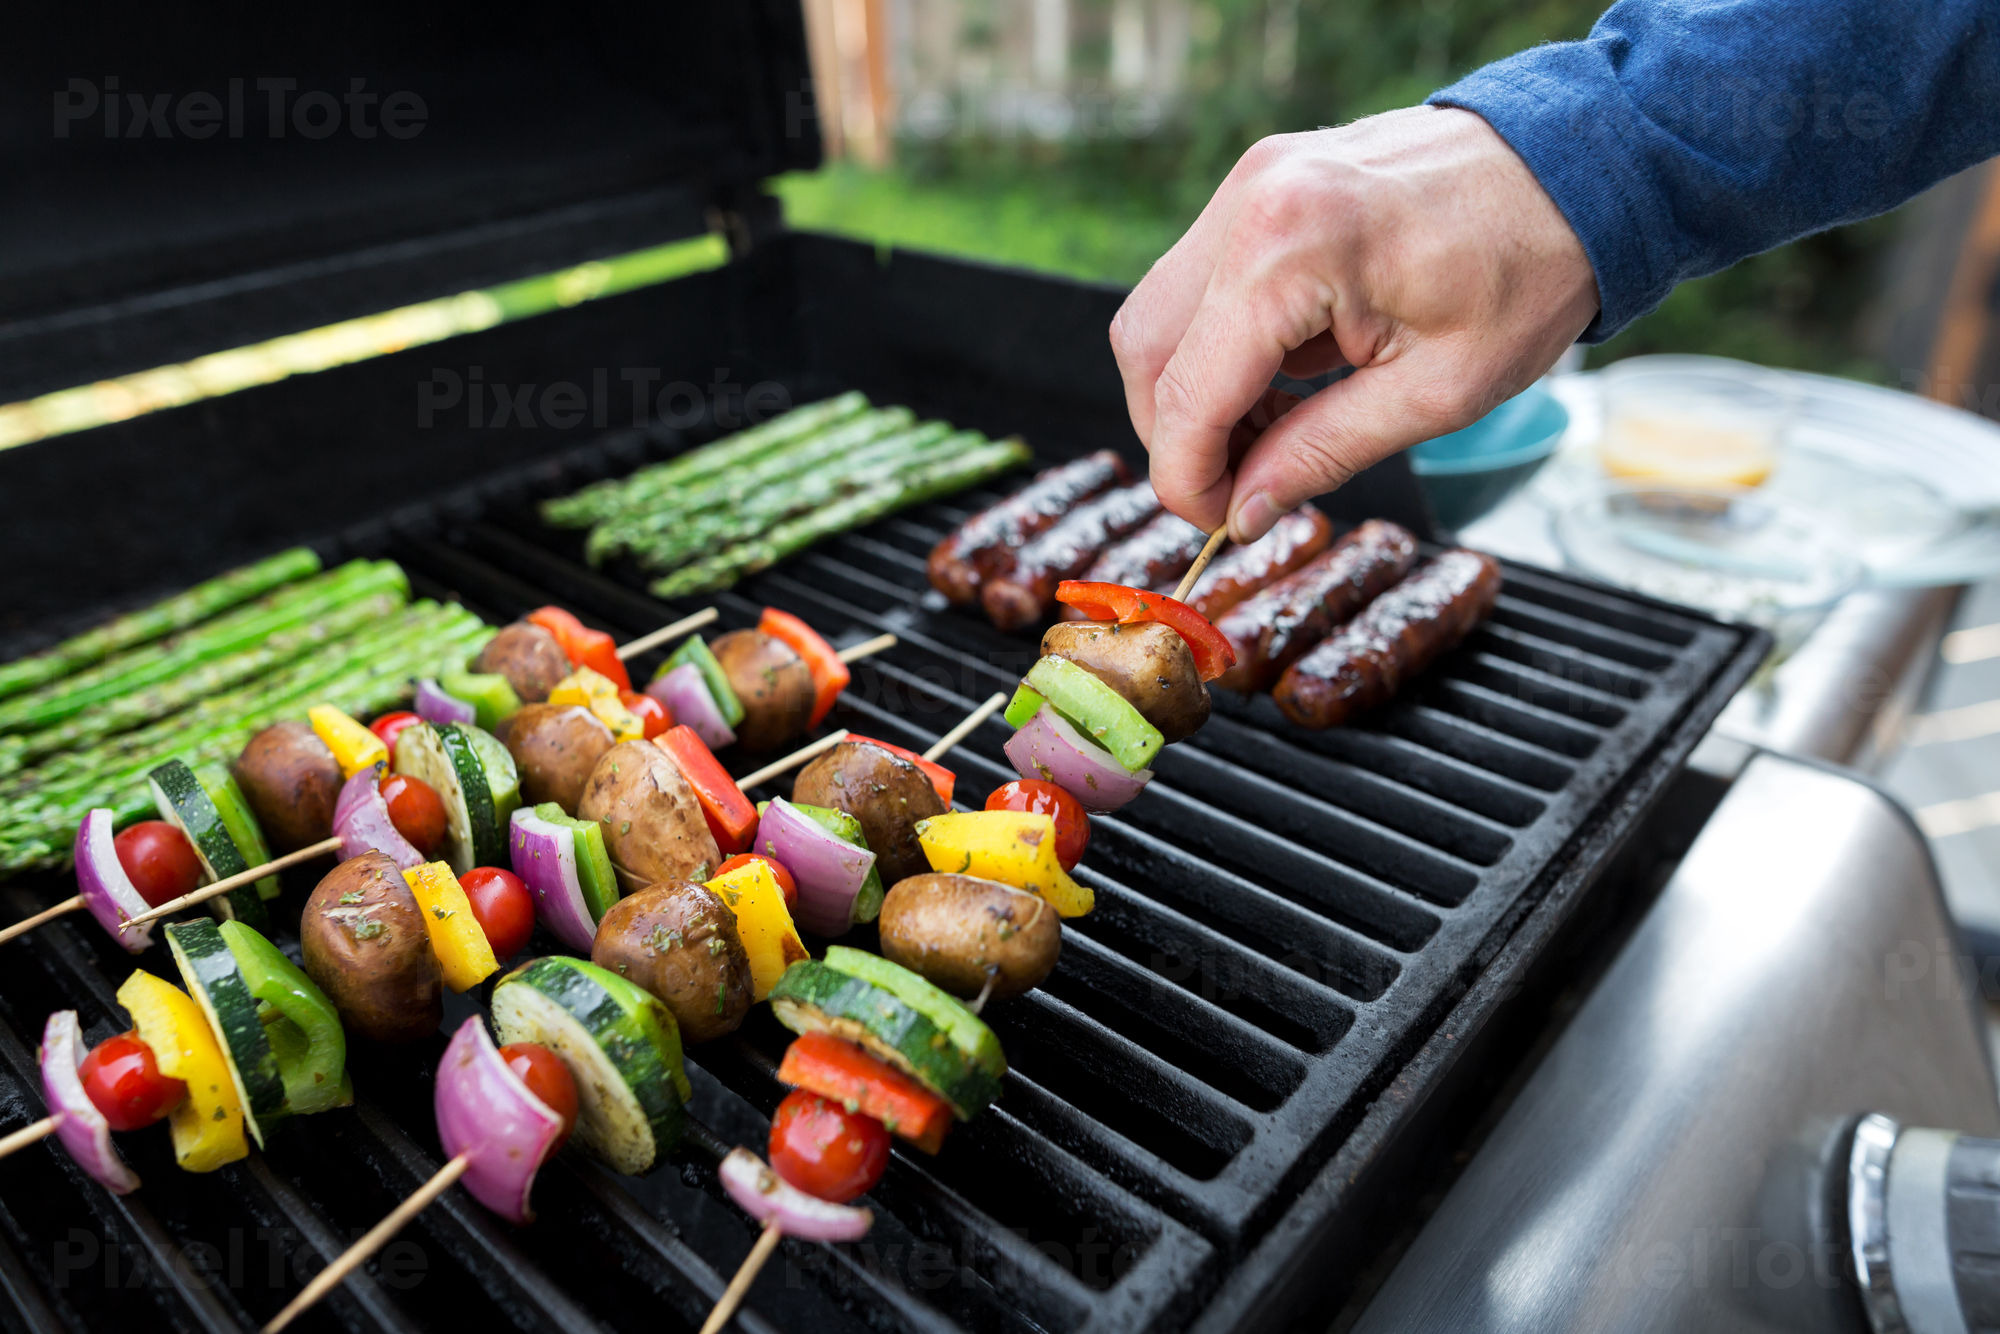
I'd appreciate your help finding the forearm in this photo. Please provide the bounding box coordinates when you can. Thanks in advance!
[1430,0,2000,338]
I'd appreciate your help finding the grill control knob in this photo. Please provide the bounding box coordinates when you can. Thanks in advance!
[1848,1112,2000,1334]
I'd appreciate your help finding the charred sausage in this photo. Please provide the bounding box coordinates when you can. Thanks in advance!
[979,481,1163,631]
[1185,505,1334,621]
[1058,511,1209,620]
[1040,620,1210,743]
[1273,549,1503,729]
[1213,519,1418,693]
[928,450,1130,604]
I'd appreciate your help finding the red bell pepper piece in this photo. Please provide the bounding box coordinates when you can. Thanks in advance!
[1054,581,1237,681]
[656,725,758,854]
[777,1031,952,1154]
[758,607,849,728]
[845,734,955,806]
[528,606,633,692]
[621,690,673,740]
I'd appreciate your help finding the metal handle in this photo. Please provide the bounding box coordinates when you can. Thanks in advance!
[1849,1113,2000,1334]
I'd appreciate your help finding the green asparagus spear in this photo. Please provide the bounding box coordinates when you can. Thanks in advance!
[594,419,957,569]
[542,391,872,527]
[0,548,321,702]
[647,437,1031,596]
[0,560,406,734]
[582,407,919,564]
[3,590,406,767]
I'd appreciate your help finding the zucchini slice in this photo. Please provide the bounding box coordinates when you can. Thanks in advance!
[822,945,1005,1079]
[196,764,279,900]
[769,958,1004,1119]
[460,723,520,832]
[393,722,499,872]
[147,759,268,927]
[165,918,285,1145]
[490,957,689,1173]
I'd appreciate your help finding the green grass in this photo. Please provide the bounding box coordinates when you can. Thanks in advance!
[774,161,1891,382]
[772,163,1189,287]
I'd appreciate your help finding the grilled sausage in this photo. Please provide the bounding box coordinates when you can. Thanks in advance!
[1214,519,1418,693]
[1185,505,1334,621]
[711,629,814,752]
[791,740,949,885]
[1273,549,1503,729]
[928,450,1131,604]
[1040,620,1210,744]
[1059,511,1209,620]
[979,481,1163,631]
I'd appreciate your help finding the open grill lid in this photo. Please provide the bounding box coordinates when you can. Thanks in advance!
[0,1,816,399]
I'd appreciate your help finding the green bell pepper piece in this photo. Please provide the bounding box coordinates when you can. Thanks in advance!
[438,664,522,731]
[657,636,745,729]
[218,921,351,1116]
[1022,655,1164,772]
[532,802,621,923]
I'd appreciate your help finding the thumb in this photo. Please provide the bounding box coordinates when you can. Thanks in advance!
[1225,348,1480,541]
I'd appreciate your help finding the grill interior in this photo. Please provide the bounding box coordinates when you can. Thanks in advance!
[0,234,1766,1333]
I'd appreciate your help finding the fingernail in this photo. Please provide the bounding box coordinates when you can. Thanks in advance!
[1231,491,1277,543]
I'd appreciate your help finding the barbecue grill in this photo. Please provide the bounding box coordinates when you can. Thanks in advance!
[2,7,1989,1333]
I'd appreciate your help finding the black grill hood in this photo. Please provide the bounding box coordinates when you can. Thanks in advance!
[0,1,816,399]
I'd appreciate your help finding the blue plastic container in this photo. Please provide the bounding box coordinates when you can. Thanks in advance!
[1408,384,1569,530]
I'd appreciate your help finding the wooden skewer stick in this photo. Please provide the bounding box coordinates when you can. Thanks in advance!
[615,606,719,662]
[922,692,1008,763]
[263,1153,472,1334]
[0,1116,59,1160]
[738,730,851,791]
[123,835,342,931]
[836,632,897,665]
[698,1220,784,1334]
[1172,526,1230,602]
[0,897,85,948]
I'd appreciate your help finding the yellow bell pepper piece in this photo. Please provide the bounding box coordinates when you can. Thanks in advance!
[309,703,387,777]
[115,970,249,1173]
[403,862,498,992]
[915,810,1094,917]
[705,859,809,1001]
[548,667,644,742]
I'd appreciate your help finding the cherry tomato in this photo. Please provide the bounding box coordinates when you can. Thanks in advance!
[459,867,534,959]
[985,780,1090,870]
[78,1031,187,1132]
[378,772,447,858]
[714,852,798,909]
[768,1089,889,1204]
[498,1042,579,1149]
[112,820,204,908]
[369,710,423,753]
[621,690,673,740]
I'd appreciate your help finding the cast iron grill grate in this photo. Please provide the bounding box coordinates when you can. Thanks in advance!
[0,427,1763,1334]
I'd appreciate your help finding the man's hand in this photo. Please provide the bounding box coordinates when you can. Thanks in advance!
[1110,107,1599,541]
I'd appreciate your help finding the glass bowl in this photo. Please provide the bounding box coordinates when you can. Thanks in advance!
[1551,483,1861,655]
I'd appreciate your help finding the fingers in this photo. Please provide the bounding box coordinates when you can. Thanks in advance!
[1279,330,1349,381]
[1226,345,1477,541]
[1110,136,1292,448]
[1145,283,1304,533]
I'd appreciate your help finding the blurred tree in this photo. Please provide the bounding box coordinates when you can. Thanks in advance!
[789,0,1898,378]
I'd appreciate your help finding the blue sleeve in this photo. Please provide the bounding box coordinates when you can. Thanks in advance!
[1428,0,2000,339]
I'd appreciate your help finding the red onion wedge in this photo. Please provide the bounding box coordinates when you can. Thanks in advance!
[415,678,477,727]
[333,763,423,869]
[648,664,736,750]
[754,798,875,937]
[40,1011,140,1195]
[508,808,596,953]
[719,1147,872,1241]
[74,809,155,952]
[434,1016,564,1225]
[1004,705,1153,814]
